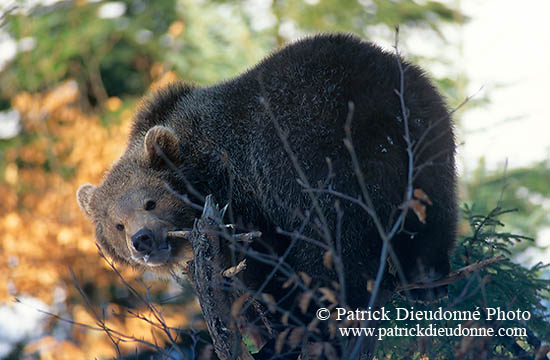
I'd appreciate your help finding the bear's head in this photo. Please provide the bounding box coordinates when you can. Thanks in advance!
[77,125,196,272]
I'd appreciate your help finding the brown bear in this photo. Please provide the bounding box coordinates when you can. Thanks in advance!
[77,33,457,358]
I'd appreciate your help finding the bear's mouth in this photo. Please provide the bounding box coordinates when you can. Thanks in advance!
[131,247,171,267]
[129,228,193,268]
[141,248,171,266]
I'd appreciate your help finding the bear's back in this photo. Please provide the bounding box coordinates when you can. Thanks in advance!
[208,34,452,224]
[198,35,457,306]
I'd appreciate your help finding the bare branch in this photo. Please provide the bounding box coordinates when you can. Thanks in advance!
[397,255,506,292]
[167,230,192,239]
[223,259,247,278]
[184,195,259,360]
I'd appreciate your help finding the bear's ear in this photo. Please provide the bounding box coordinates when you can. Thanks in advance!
[144,125,181,167]
[77,184,96,217]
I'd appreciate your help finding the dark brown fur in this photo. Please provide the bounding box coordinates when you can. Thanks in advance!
[78,33,457,357]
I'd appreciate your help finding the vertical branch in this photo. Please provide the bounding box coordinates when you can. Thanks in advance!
[347,25,417,359]
[185,195,254,360]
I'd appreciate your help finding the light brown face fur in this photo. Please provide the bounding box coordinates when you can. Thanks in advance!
[77,126,196,273]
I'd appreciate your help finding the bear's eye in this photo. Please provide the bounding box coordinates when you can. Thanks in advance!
[116,224,125,231]
[144,200,156,211]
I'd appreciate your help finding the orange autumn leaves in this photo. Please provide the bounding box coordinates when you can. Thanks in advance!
[1,80,130,302]
[0,73,193,358]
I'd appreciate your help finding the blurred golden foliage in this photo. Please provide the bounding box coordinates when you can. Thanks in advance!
[0,79,197,358]
[168,21,186,37]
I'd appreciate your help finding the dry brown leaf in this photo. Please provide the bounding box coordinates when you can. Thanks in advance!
[281,311,290,326]
[245,324,265,352]
[299,272,312,287]
[299,290,314,314]
[262,293,276,313]
[367,279,374,293]
[282,273,297,289]
[408,199,427,224]
[318,287,338,305]
[307,316,320,334]
[288,327,305,349]
[231,294,249,318]
[275,328,290,354]
[328,320,337,339]
[323,251,333,270]
[413,188,433,205]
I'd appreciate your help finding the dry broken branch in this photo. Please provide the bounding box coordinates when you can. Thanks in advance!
[167,229,192,239]
[171,195,270,360]
[397,255,506,292]
[223,259,248,278]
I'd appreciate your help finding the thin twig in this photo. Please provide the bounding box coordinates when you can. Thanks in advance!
[397,255,506,291]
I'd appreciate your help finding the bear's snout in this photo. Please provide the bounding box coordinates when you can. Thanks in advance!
[129,228,171,266]
[131,228,154,254]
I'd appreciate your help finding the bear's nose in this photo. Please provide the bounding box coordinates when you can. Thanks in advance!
[131,228,154,254]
